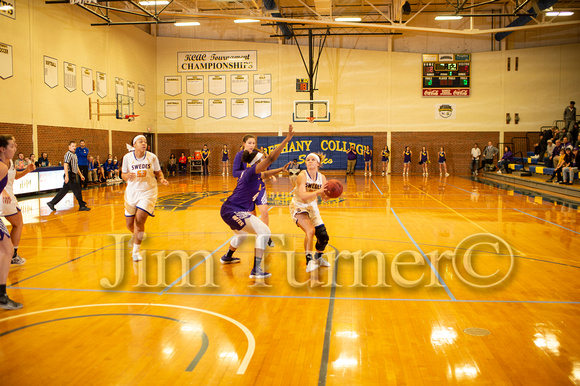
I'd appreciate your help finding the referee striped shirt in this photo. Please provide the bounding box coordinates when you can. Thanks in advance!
[64,150,79,175]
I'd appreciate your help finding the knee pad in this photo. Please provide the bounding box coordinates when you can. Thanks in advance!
[314,225,329,251]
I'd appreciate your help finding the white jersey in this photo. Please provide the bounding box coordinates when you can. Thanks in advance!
[0,160,19,216]
[122,151,161,194]
[289,170,324,227]
[293,170,323,205]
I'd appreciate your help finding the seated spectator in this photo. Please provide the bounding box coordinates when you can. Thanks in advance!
[36,152,50,167]
[168,153,177,177]
[533,143,541,157]
[575,134,580,149]
[547,149,570,183]
[95,155,106,182]
[29,154,36,167]
[497,146,513,174]
[111,157,120,179]
[103,156,114,179]
[87,156,98,183]
[543,139,559,168]
[289,159,301,176]
[14,153,27,171]
[562,136,573,150]
[563,147,580,185]
[178,152,187,173]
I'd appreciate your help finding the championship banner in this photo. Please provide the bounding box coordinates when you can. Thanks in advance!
[257,136,373,170]
[177,51,257,72]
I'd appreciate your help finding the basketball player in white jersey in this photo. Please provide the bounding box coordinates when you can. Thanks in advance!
[289,153,331,272]
[121,135,169,262]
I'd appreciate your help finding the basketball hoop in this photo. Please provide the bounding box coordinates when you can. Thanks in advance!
[125,114,139,122]
[307,116,316,123]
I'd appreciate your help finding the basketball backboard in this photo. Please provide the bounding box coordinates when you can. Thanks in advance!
[293,100,330,122]
[116,93,134,119]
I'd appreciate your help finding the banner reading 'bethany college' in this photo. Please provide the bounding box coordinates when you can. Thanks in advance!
[258,136,373,170]
[178,51,257,72]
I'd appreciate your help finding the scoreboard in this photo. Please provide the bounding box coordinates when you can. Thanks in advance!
[422,53,470,97]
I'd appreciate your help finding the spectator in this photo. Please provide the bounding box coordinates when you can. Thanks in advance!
[87,156,98,183]
[543,139,557,168]
[14,153,27,171]
[103,156,114,179]
[221,145,229,176]
[538,128,552,160]
[576,134,580,149]
[364,145,372,176]
[201,144,210,176]
[562,136,573,150]
[480,141,498,172]
[29,154,36,167]
[419,146,429,176]
[552,140,563,167]
[471,143,481,176]
[497,146,513,174]
[533,143,541,156]
[46,141,90,212]
[564,101,576,132]
[572,123,579,144]
[402,146,412,176]
[289,158,301,176]
[563,147,580,185]
[178,152,187,174]
[547,148,569,183]
[111,156,120,180]
[37,152,50,167]
[346,144,357,175]
[75,140,89,189]
[95,155,106,182]
[381,145,390,176]
[167,154,177,177]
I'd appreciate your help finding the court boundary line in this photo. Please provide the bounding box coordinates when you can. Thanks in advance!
[0,303,255,375]
[371,178,383,195]
[318,244,340,386]
[390,208,457,301]
[512,208,580,235]
[8,287,580,304]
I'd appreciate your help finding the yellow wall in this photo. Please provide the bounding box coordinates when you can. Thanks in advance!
[1,2,579,144]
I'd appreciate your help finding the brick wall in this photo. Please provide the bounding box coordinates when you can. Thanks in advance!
[0,122,33,159]
[157,131,498,175]
[391,132,500,174]
[38,126,109,165]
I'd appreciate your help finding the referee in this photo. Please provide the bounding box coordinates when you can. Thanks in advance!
[47,141,91,212]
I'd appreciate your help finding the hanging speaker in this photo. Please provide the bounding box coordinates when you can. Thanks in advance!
[402,1,411,15]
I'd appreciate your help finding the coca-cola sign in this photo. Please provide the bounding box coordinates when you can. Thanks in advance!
[423,88,470,97]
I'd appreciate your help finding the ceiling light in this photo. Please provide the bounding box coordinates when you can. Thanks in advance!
[139,1,170,5]
[335,17,362,22]
[234,19,260,23]
[174,21,201,26]
[435,15,463,20]
[0,5,14,10]
[546,11,574,16]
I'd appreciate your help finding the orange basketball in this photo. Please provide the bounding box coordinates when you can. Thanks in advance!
[325,179,343,199]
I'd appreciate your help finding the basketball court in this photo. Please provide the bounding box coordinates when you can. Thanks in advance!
[1,173,579,384]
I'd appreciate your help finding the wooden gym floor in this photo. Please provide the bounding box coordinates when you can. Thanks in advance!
[1,172,579,385]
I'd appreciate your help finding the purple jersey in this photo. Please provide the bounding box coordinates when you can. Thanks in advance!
[438,151,446,163]
[222,164,261,213]
[232,150,247,178]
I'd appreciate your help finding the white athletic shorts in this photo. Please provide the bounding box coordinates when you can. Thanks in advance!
[0,193,20,217]
[125,189,157,217]
[289,199,323,227]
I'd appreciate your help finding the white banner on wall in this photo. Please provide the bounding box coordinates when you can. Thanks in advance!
[254,98,272,119]
[97,71,107,98]
[64,62,76,92]
[81,67,93,95]
[164,75,182,96]
[0,1,15,20]
[209,99,226,119]
[115,77,124,95]
[186,75,204,95]
[44,56,58,89]
[434,103,456,119]
[253,74,271,95]
[231,98,249,119]
[0,42,13,79]
[164,99,182,120]
[138,84,145,106]
[186,99,204,120]
[231,74,249,95]
[177,50,257,73]
[127,81,135,99]
[208,75,226,95]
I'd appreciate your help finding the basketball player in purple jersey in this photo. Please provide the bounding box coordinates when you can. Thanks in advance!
[220,126,293,279]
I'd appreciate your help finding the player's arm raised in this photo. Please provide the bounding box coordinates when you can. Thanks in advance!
[261,162,291,179]
[255,124,294,174]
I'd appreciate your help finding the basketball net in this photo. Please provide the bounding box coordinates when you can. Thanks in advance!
[307,117,316,123]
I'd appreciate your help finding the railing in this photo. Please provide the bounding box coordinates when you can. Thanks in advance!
[512,151,526,172]
[511,136,530,156]
[553,119,565,130]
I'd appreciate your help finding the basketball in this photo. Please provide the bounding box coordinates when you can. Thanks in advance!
[325,179,343,198]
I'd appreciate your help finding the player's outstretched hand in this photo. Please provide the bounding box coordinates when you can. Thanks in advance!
[160,178,169,186]
[282,161,292,172]
[286,124,294,140]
